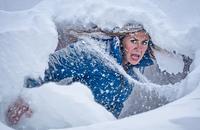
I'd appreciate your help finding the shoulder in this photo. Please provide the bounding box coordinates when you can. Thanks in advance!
[104,36,123,64]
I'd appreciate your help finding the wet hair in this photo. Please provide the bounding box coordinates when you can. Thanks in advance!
[55,22,155,59]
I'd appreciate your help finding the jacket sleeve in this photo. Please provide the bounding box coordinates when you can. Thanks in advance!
[44,47,88,84]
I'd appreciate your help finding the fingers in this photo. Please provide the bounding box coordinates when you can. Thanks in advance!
[6,99,32,125]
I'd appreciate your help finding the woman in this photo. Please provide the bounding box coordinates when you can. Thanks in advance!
[6,23,162,124]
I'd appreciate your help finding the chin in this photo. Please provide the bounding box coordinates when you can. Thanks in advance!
[129,60,139,65]
[128,55,142,65]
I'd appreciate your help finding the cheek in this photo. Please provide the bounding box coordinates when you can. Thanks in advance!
[141,46,148,54]
[124,43,136,52]
[142,46,148,53]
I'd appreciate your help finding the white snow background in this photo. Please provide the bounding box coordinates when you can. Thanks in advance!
[0,0,200,130]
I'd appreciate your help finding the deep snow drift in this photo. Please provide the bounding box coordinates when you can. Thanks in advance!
[0,0,200,130]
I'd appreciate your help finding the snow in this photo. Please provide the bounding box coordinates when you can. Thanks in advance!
[0,0,200,130]
[55,83,200,130]
[0,0,42,11]
[0,122,13,130]
[154,49,184,74]
[14,82,115,130]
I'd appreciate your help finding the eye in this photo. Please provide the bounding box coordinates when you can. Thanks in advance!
[142,40,149,45]
[130,39,136,44]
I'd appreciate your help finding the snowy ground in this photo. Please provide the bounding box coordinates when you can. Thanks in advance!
[0,0,200,130]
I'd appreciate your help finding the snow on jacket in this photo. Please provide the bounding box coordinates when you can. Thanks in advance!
[26,36,154,118]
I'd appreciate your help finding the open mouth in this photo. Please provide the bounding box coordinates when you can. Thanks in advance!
[131,54,140,61]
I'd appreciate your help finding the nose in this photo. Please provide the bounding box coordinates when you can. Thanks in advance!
[135,42,144,50]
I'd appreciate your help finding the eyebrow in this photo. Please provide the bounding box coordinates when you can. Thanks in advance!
[130,37,149,43]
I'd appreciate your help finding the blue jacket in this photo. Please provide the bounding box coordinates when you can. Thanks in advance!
[26,36,153,118]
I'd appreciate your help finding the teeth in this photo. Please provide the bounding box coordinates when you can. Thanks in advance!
[132,54,140,57]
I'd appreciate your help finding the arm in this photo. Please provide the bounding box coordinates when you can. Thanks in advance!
[25,41,88,88]
[7,42,89,125]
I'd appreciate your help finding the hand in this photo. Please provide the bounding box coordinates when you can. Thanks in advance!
[6,97,33,125]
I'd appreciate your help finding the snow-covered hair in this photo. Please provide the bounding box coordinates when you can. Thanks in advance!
[55,21,155,59]
[113,22,145,34]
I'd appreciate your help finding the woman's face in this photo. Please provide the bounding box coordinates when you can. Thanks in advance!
[122,31,150,65]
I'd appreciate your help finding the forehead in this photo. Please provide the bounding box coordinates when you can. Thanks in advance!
[126,31,150,40]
